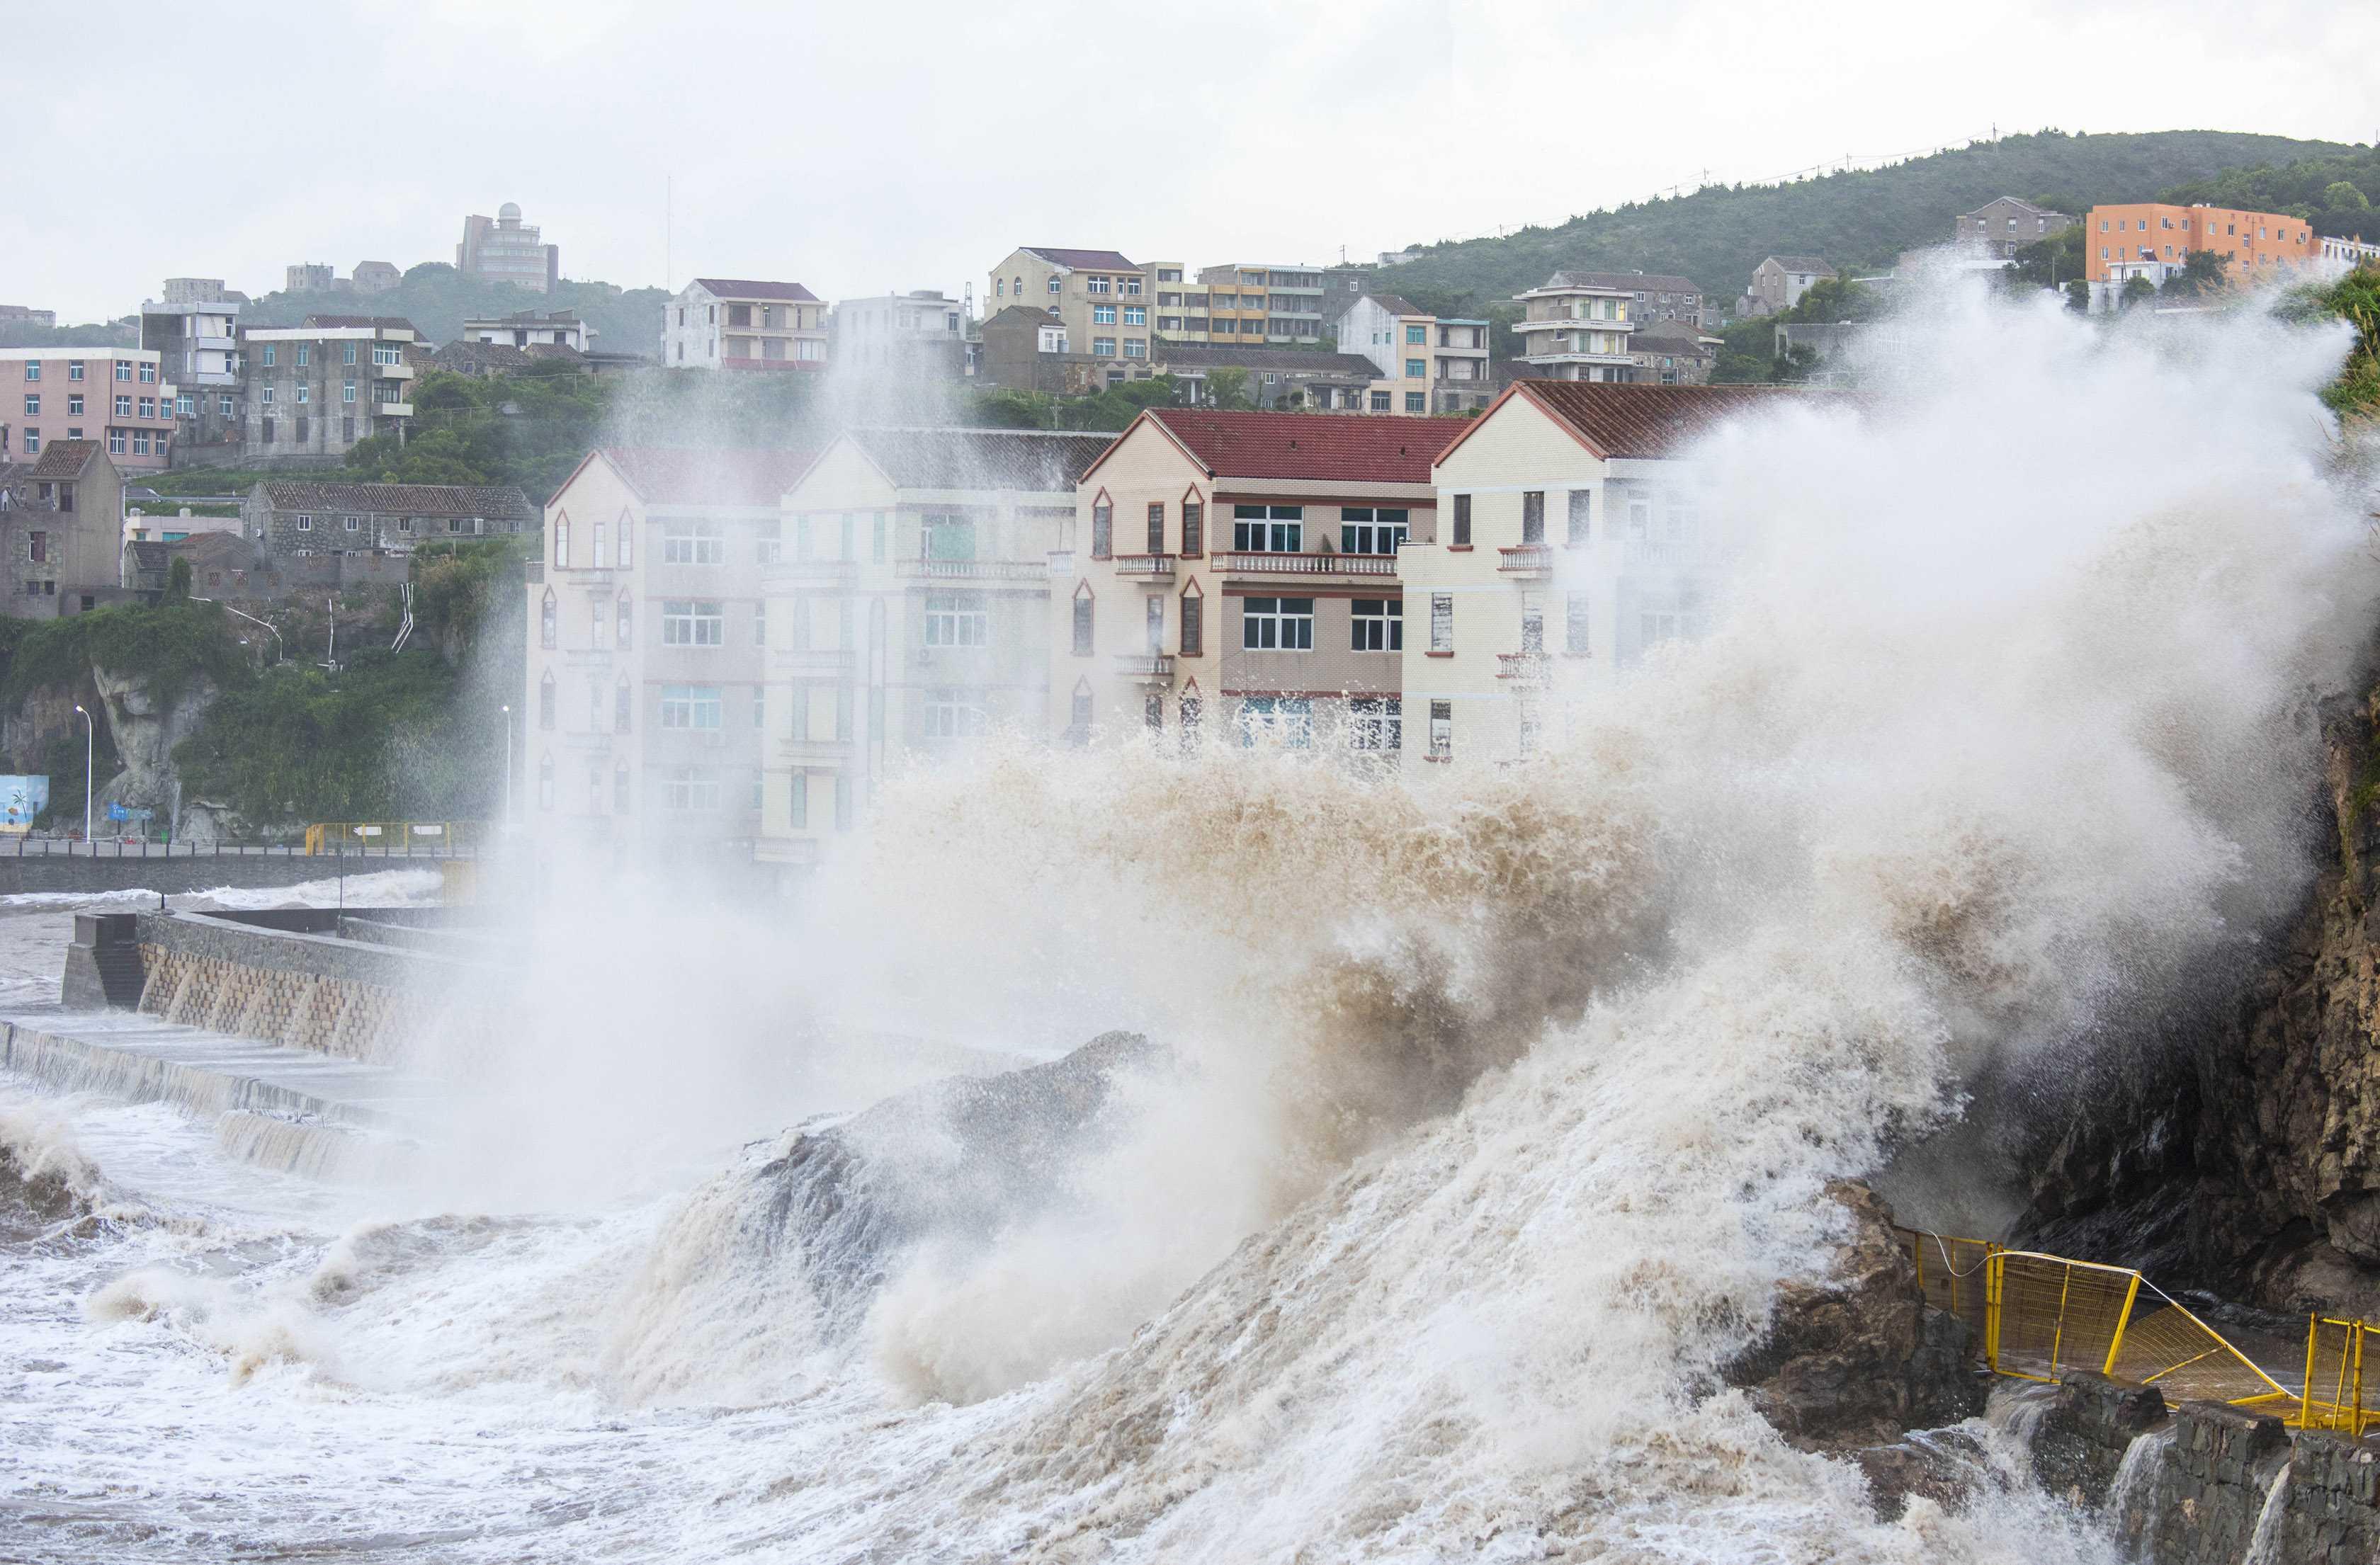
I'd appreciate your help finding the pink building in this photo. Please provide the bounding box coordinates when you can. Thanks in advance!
[0,348,178,473]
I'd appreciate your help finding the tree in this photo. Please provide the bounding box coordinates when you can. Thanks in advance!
[2063,279,2090,314]
[2120,275,2157,310]
[2160,249,2231,299]
[2325,180,2372,214]
[2004,224,2087,292]
[164,557,193,601]
[1204,366,1254,411]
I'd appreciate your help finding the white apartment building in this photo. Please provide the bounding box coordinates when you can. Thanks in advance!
[1403,380,1826,764]
[1335,293,1495,414]
[463,310,591,351]
[829,290,968,375]
[662,279,829,370]
[523,445,820,864]
[1509,273,1640,382]
[754,428,1111,876]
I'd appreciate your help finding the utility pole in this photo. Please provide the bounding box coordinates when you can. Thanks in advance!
[72,704,91,845]
[500,704,513,823]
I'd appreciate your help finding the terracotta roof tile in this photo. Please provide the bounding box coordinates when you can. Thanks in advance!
[1504,382,1837,460]
[845,428,1114,492]
[599,446,821,507]
[1144,409,1454,483]
[28,440,101,478]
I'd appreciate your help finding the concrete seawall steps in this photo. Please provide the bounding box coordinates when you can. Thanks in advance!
[0,1007,443,1180]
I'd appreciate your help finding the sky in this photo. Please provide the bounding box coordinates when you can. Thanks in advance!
[8,0,2379,324]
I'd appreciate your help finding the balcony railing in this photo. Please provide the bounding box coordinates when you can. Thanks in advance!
[374,362,415,380]
[782,736,854,767]
[1622,539,1716,569]
[762,557,858,581]
[1497,652,1552,683]
[1111,553,1176,579]
[373,402,414,419]
[1498,544,1553,573]
[771,648,855,677]
[1113,652,1174,679]
[895,557,1048,581]
[1214,551,1397,578]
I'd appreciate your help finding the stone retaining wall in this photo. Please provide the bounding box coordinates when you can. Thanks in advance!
[0,850,445,897]
[133,910,488,1064]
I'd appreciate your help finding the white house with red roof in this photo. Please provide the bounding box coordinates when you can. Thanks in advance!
[986,247,1154,383]
[662,279,829,370]
[1057,408,1452,748]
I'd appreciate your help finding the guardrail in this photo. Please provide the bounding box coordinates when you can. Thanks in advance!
[302,821,485,856]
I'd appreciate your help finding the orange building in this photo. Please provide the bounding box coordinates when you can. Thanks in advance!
[2085,203,2319,292]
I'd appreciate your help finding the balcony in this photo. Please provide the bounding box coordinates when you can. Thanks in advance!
[1497,652,1552,683]
[1213,551,1397,579]
[1498,545,1553,574]
[1622,539,1717,569]
[771,647,855,677]
[894,557,1050,582]
[781,736,854,768]
[374,361,415,380]
[373,402,414,419]
[1111,553,1175,580]
[761,557,858,582]
[1112,652,1174,681]
[561,647,616,667]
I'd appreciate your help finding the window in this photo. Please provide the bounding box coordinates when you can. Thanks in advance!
[752,602,766,647]
[1627,493,1653,539]
[1092,338,1116,357]
[591,520,606,566]
[67,394,81,416]
[373,344,402,367]
[1405,393,1425,413]
[115,394,132,416]
[261,345,276,367]
[1088,276,1111,295]
[1236,695,1313,748]
[1566,489,1591,545]
[1090,500,1112,559]
[18,363,33,382]
[1145,502,1166,554]
[616,679,633,732]
[1339,508,1410,556]
[1452,494,1473,547]
[1123,277,1143,295]
[137,397,154,419]
[294,345,310,368]
[665,768,721,812]
[618,518,633,568]
[295,513,313,532]
[923,590,988,647]
[67,360,82,382]
[1181,500,1203,557]
[1047,275,1060,295]
[19,429,34,455]
[343,380,356,404]
[1351,598,1402,651]
[616,592,633,648]
[872,513,887,563]
[1405,325,1427,345]
[1405,359,1427,379]
[660,685,723,729]
[1565,593,1591,655]
[342,514,361,533]
[1241,596,1313,651]
[662,600,725,646]
[1072,582,1094,654]
[1231,503,1303,552]
[1429,700,1452,758]
[1430,593,1453,651]
[107,430,124,455]
[1143,595,1164,654]
[342,342,358,365]
[21,395,35,416]
[1180,584,1203,656]
[217,395,232,417]
[294,416,309,444]
[539,671,557,729]
[26,533,45,563]
[1122,307,1145,326]
[538,754,554,809]
[924,693,987,740]
[115,360,130,381]
[555,518,570,566]
[1123,339,1148,359]
[1093,305,1116,325]
[834,775,853,831]
[1349,697,1401,752]
[1521,491,1546,545]
[615,765,632,813]
[176,394,193,416]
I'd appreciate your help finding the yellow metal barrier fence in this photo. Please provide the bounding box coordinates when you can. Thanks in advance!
[303,821,484,855]
[2299,1316,2371,1437]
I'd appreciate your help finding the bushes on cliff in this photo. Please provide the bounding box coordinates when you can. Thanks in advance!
[0,600,253,709]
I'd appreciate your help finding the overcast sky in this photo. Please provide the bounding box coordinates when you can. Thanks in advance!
[9,0,2376,324]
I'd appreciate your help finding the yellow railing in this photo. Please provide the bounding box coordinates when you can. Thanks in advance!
[1894,1227,2317,1416]
[302,821,485,855]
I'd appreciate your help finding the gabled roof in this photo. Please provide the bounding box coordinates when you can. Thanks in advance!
[1149,346,1381,377]
[982,305,1064,330]
[1021,246,1140,273]
[28,440,103,479]
[1762,256,1836,275]
[691,278,820,303]
[839,428,1115,493]
[255,480,536,519]
[594,446,821,508]
[1629,317,1721,353]
[1544,270,1701,295]
[1356,292,1429,318]
[172,530,274,570]
[1096,409,1453,486]
[432,339,533,370]
[1962,196,2070,220]
[124,540,169,571]
[1437,382,1835,470]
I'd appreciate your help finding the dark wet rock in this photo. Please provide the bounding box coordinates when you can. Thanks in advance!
[1853,1428,1994,1521]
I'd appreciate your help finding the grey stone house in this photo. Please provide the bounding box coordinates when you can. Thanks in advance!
[1955,197,2074,260]
[242,479,536,554]
[0,440,128,613]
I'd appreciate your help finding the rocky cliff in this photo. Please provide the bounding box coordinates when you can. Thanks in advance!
[90,662,217,834]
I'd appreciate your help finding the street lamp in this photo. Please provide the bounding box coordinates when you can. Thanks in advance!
[71,704,91,847]
[500,704,512,823]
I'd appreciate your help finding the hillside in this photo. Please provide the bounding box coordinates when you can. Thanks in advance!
[1379,129,2359,315]
[236,263,670,355]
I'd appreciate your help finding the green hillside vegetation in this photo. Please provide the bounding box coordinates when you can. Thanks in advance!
[237,263,670,356]
[0,319,137,351]
[1378,129,2356,325]
[2163,147,2380,239]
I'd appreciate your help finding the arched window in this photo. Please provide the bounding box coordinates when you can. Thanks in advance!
[617,509,634,567]
[1179,677,1203,746]
[553,515,570,568]
[540,588,557,649]
[1089,491,1112,559]
[538,668,556,730]
[1071,580,1094,656]
[1045,275,1058,295]
[537,753,554,810]
[1179,579,1203,658]
[614,763,631,813]
[588,763,602,812]
[1180,487,1205,557]
[1068,676,1093,746]
[615,678,632,734]
[616,591,633,649]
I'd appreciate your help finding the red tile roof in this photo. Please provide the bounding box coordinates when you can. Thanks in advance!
[1136,409,1453,484]
[1467,382,1837,463]
[1023,247,1141,273]
[691,278,820,303]
[598,445,821,507]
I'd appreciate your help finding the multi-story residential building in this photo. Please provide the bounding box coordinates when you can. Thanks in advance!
[1147,261,1192,342]
[1535,270,1707,328]
[1739,256,1837,318]
[662,279,828,370]
[242,480,535,554]
[2083,203,2323,309]
[0,306,58,329]
[142,297,243,455]
[457,203,560,292]
[978,305,1127,395]
[985,248,1152,379]
[463,309,591,351]
[1510,273,1640,382]
[0,348,178,472]
[523,445,820,861]
[1059,409,1443,746]
[237,317,418,462]
[1955,198,2073,259]
[162,279,244,307]
[829,290,968,377]
[754,427,1112,874]
[1626,318,1721,386]
[351,261,403,293]
[286,263,337,293]
[2319,234,2380,272]
[1147,345,1389,411]
[1335,293,1495,413]
[0,440,128,613]
[1403,381,1821,764]
[1194,262,1328,346]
